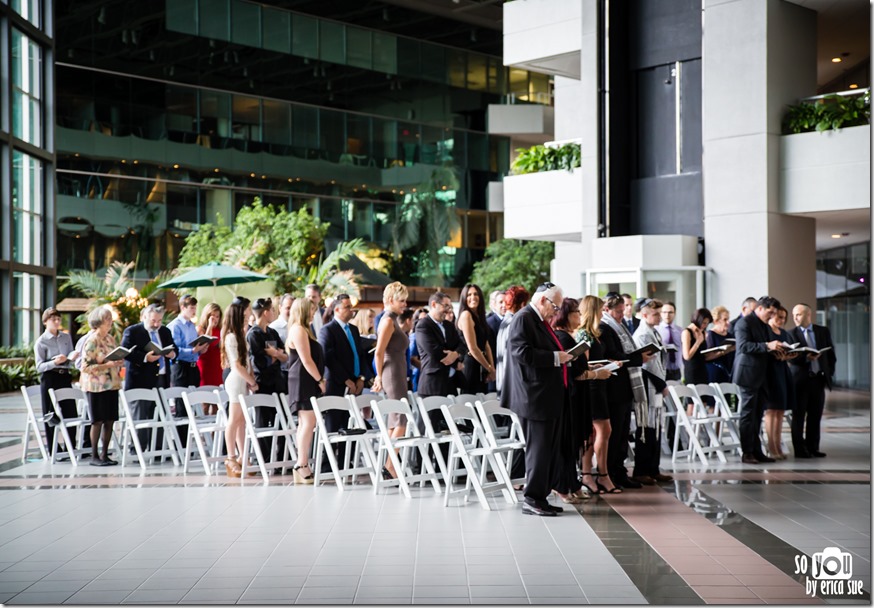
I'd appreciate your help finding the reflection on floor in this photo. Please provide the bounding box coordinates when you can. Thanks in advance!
[0,389,868,605]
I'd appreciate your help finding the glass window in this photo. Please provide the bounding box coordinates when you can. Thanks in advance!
[12,0,41,28]
[199,0,230,41]
[200,90,231,142]
[319,20,345,65]
[262,99,291,145]
[372,203,397,245]
[166,0,196,35]
[13,272,43,347]
[467,132,489,172]
[347,200,373,241]
[292,105,319,151]
[12,151,44,266]
[420,44,446,84]
[262,7,291,53]
[292,14,318,60]
[397,37,420,79]
[346,27,372,70]
[372,32,397,75]
[232,95,261,142]
[231,0,261,47]
[448,50,467,89]
[11,29,43,146]
[321,108,345,159]
[466,53,488,92]
[166,85,197,142]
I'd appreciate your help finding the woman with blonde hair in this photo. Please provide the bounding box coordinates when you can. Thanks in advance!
[577,295,622,494]
[221,297,258,477]
[286,297,326,484]
[196,303,223,415]
[372,281,409,479]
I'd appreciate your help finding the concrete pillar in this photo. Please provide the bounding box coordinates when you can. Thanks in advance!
[702,0,817,313]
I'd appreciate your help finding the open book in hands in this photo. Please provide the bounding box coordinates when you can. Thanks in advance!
[788,345,832,355]
[566,340,590,360]
[145,341,176,356]
[701,343,735,355]
[104,345,135,362]
[188,335,218,348]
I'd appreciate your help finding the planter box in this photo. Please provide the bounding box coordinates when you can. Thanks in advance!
[780,125,870,215]
[503,0,581,79]
[503,168,583,241]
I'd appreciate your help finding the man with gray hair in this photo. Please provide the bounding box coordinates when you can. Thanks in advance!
[121,303,177,448]
[501,282,574,516]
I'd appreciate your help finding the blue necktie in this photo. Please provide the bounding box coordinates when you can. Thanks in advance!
[344,324,360,376]
[150,330,164,372]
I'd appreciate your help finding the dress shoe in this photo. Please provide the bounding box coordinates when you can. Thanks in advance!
[102,457,119,466]
[756,455,776,463]
[618,477,642,489]
[544,503,564,513]
[795,449,812,458]
[811,451,827,458]
[522,503,556,517]
[90,459,111,467]
[631,475,656,486]
[741,454,760,464]
[651,473,674,482]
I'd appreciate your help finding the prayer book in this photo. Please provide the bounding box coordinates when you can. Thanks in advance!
[104,345,135,362]
[788,345,832,355]
[188,335,218,348]
[566,340,590,360]
[145,341,176,356]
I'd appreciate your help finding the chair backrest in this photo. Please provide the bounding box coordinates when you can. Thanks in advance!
[440,402,486,447]
[120,388,162,421]
[49,387,88,419]
[371,397,411,417]
[454,394,479,407]
[710,382,742,415]
[474,399,525,446]
[181,389,222,421]
[198,384,223,393]
[240,393,285,428]
[482,392,498,402]
[278,393,299,433]
[158,386,189,418]
[692,384,716,398]
[666,380,682,386]
[312,395,355,414]
[415,395,454,437]
[350,392,383,411]
[21,385,41,412]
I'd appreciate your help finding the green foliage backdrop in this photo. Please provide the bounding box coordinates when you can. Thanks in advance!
[469,239,555,296]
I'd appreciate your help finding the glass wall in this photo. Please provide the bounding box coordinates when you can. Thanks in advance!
[816,242,870,390]
[165,0,551,103]
[2,1,54,346]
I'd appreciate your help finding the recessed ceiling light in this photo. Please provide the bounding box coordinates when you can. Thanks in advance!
[849,83,859,89]
[831,57,842,63]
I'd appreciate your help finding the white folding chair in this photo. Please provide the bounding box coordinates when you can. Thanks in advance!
[454,393,480,407]
[277,393,301,461]
[474,399,526,487]
[48,387,91,466]
[181,389,226,475]
[710,382,744,456]
[119,388,182,469]
[239,393,297,480]
[158,386,190,463]
[440,403,517,510]
[414,394,456,482]
[668,385,726,466]
[693,384,741,458]
[21,385,49,462]
[371,398,442,498]
[310,396,378,489]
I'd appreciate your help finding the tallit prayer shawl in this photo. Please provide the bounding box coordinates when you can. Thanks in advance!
[601,313,651,434]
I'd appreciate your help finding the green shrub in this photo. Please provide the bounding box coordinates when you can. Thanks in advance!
[0,363,40,393]
[784,92,870,134]
[511,143,581,175]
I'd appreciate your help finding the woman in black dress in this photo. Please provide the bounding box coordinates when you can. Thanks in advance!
[764,306,798,460]
[286,297,326,484]
[576,295,619,494]
[456,284,495,394]
[682,308,713,389]
[551,298,589,503]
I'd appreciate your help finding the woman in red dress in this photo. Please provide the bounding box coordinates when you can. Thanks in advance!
[196,302,223,414]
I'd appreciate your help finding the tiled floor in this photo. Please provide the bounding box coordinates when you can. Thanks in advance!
[0,389,869,605]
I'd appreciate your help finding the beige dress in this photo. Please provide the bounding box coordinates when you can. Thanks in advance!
[380,312,410,428]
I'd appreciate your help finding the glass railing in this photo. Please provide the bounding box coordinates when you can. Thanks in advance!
[165,0,552,105]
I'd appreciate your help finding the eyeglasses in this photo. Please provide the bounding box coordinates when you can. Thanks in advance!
[544,297,561,312]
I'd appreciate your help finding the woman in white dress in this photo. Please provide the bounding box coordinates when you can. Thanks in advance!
[221,296,258,477]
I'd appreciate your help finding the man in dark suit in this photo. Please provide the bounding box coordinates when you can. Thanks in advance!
[121,304,176,447]
[732,295,786,464]
[485,291,505,393]
[416,292,467,402]
[788,303,836,458]
[501,283,574,516]
[621,294,640,334]
[729,296,758,334]
[306,284,327,335]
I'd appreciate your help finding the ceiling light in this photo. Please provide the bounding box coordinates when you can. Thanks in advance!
[173,164,179,169]
[831,232,850,238]
[849,83,859,89]
[831,57,842,63]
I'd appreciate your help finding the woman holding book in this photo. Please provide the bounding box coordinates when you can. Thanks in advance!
[681,308,714,388]
[196,303,223,415]
[764,306,798,460]
[705,305,735,384]
[80,306,123,466]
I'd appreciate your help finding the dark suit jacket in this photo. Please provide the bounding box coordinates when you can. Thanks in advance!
[485,312,502,361]
[622,317,640,334]
[499,305,565,421]
[598,320,644,404]
[121,323,175,390]
[318,319,363,397]
[787,324,836,389]
[415,315,467,398]
[731,313,774,390]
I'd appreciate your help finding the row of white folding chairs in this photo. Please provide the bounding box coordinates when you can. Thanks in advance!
[666,382,743,466]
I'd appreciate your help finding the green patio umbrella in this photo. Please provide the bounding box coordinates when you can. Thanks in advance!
[159,262,268,299]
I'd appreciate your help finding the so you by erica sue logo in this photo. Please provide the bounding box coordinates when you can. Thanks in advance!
[794,547,865,598]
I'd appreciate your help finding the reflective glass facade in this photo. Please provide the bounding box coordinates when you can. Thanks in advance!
[2,0,53,346]
[55,1,522,285]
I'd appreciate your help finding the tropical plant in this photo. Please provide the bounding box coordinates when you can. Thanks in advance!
[60,261,176,340]
[177,215,233,268]
[511,142,581,175]
[0,345,33,360]
[0,363,40,393]
[469,239,555,296]
[784,92,870,134]
[270,238,368,298]
[391,164,461,284]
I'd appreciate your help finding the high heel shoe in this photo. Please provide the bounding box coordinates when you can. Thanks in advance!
[235,457,259,476]
[293,464,314,485]
[579,475,601,496]
[553,490,581,504]
[381,466,395,481]
[593,473,622,494]
[225,458,242,478]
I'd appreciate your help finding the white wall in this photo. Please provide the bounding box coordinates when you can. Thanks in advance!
[503,0,582,78]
